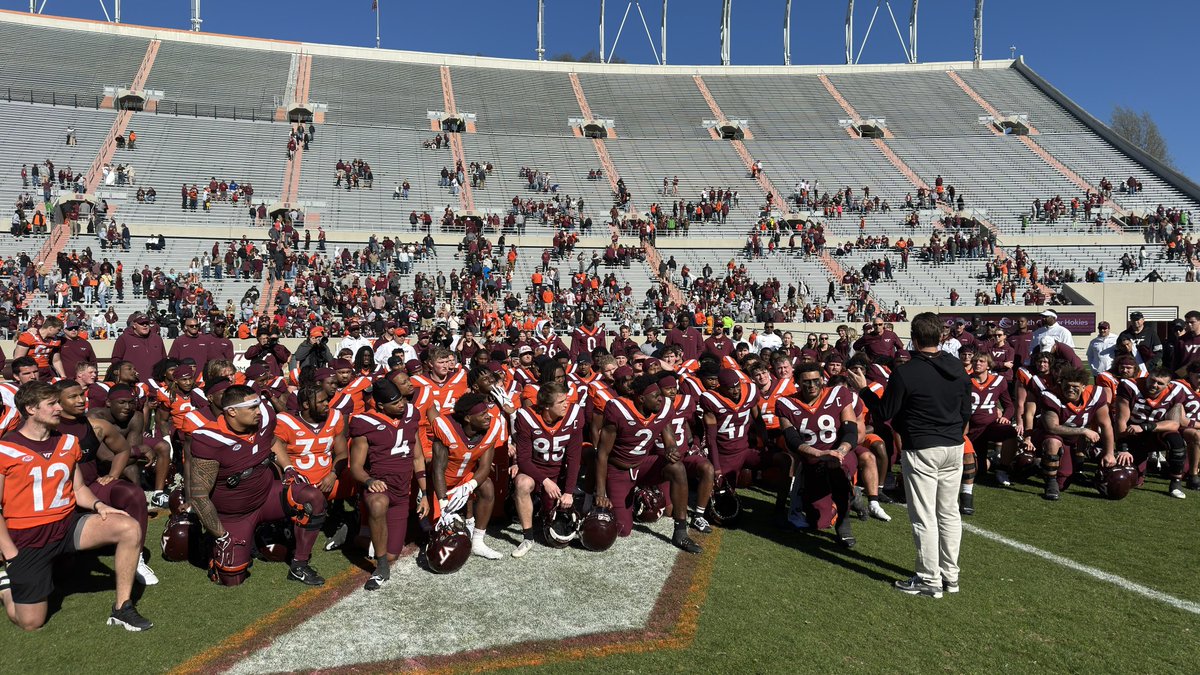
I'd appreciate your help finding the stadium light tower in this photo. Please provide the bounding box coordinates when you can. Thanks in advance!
[783,0,791,66]
[973,0,983,67]
[719,0,731,65]
[536,0,545,60]
[191,0,203,32]
[600,0,605,62]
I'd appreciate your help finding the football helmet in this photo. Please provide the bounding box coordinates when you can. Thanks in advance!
[708,484,742,527]
[578,509,620,552]
[281,482,327,530]
[1011,446,1040,476]
[632,486,666,523]
[160,513,195,562]
[543,508,579,548]
[254,521,295,563]
[1096,465,1138,500]
[427,514,472,574]
[168,487,188,516]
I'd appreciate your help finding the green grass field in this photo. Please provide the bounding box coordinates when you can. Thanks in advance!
[4,474,1198,674]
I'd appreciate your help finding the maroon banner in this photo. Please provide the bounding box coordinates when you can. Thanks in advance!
[938,312,1097,334]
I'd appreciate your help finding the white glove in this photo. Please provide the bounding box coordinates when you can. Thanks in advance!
[436,507,458,530]
[445,479,478,513]
[489,385,509,406]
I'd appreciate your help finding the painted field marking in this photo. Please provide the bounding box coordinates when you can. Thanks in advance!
[964,523,1200,616]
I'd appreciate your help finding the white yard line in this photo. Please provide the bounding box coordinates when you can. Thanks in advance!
[963,523,1200,616]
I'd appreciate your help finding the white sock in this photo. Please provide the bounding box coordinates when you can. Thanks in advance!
[465,517,475,531]
[472,529,486,541]
[960,484,974,494]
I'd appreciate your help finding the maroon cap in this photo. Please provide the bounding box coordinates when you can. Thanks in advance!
[329,358,354,371]
[245,364,269,379]
[613,365,634,379]
[314,367,335,381]
[485,361,505,374]
[717,369,741,388]
[657,374,677,390]
[405,359,424,375]
[175,364,197,380]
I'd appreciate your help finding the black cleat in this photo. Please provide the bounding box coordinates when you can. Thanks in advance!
[288,563,326,586]
[107,601,153,632]
[1187,475,1200,491]
[324,521,349,551]
[364,573,388,591]
[672,532,703,554]
[835,519,856,548]
[959,492,975,516]
[1042,478,1060,501]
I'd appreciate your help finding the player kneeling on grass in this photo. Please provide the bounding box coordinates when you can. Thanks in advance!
[658,373,716,533]
[349,378,428,591]
[776,363,860,548]
[273,387,358,551]
[512,382,584,558]
[0,381,153,631]
[1036,367,1115,501]
[1115,369,1189,499]
[189,385,328,587]
[594,374,702,554]
[430,393,507,560]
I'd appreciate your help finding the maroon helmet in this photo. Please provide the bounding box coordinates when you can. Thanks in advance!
[708,484,742,527]
[632,486,666,523]
[282,482,327,530]
[254,521,295,563]
[161,514,195,562]
[543,508,579,548]
[578,509,620,552]
[1096,465,1138,500]
[427,515,471,574]
[1011,447,1039,476]
[168,487,188,516]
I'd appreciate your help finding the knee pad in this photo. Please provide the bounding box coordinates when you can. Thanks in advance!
[1165,433,1186,472]
[283,483,328,531]
[207,560,250,586]
[961,454,977,482]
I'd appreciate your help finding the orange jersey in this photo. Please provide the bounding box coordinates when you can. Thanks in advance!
[0,405,20,436]
[276,410,346,484]
[330,375,373,417]
[156,387,208,433]
[16,330,61,370]
[412,369,470,413]
[588,379,619,414]
[432,411,508,489]
[0,434,82,530]
[759,376,797,430]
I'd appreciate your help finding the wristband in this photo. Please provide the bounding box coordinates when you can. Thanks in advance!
[1144,420,1158,434]
[414,470,426,480]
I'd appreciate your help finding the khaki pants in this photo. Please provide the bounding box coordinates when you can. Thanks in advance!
[901,444,963,586]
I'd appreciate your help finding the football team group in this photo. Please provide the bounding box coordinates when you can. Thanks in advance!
[2,307,1199,634]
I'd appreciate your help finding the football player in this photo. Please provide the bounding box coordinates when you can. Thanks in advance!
[1037,367,1114,500]
[188,385,328,586]
[1177,363,1200,490]
[429,392,508,560]
[14,316,65,379]
[699,369,762,487]
[512,382,584,557]
[89,384,173,508]
[570,309,607,358]
[776,362,859,548]
[53,381,157,585]
[0,357,41,409]
[349,378,428,590]
[412,347,469,416]
[658,373,715,533]
[1115,368,1189,498]
[966,352,1019,492]
[0,382,152,631]
[595,374,702,553]
[329,358,373,417]
[273,386,357,550]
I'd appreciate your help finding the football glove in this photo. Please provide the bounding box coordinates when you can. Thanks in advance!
[445,479,478,513]
[283,466,308,485]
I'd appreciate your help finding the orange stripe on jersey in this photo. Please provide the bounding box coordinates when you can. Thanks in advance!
[277,411,345,483]
[433,413,507,488]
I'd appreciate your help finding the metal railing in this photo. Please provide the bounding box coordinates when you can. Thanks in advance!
[1,86,281,123]
[2,88,102,109]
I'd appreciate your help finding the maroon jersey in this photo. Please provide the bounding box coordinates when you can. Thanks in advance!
[349,406,421,478]
[603,397,673,466]
[661,391,701,455]
[514,404,584,491]
[774,385,855,461]
[1118,379,1187,424]
[699,381,760,455]
[570,325,607,358]
[190,402,278,517]
[1174,380,1200,424]
[1040,386,1108,430]
[1175,333,1200,372]
[968,374,1014,429]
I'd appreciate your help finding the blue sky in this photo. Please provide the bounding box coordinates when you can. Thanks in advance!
[7,0,1196,180]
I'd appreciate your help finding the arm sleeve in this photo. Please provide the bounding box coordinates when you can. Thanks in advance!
[875,372,907,423]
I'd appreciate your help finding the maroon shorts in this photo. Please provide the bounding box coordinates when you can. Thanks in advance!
[680,453,711,481]
[89,478,148,548]
[217,481,324,578]
[967,422,1017,447]
[522,464,568,513]
[715,448,754,483]
[802,449,858,479]
[605,454,670,536]
[365,473,410,557]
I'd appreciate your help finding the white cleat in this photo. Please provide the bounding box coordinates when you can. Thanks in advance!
[472,539,502,560]
[511,540,534,558]
[136,554,159,586]
[869,501,892,522]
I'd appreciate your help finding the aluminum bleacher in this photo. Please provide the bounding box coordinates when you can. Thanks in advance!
[460,133,615,218]
[308,56,443,129]
[0,21,148,99]
[0,101,115,204]
[144,42,290,116]
[702,74,851,139]
[451,67,580,137]
[575,73,714,139]
[829,71,990,138]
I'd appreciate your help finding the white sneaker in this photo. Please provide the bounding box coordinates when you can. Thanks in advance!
[996,470,1012,487]
[472,538,502,560]
[136,554,159,586]
[868,501,892,522]
[511,540,534,558]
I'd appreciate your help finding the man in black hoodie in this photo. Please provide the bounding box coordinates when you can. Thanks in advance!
[850,312,972,599]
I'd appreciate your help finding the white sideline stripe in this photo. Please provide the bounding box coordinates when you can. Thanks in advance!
[963,523,1200,616]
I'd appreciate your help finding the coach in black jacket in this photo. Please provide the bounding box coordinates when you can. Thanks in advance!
[850,312,972,599]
